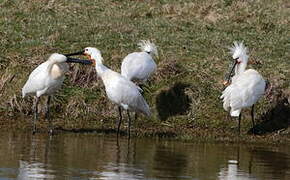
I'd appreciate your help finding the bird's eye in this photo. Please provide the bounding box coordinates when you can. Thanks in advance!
[85,49,88,51]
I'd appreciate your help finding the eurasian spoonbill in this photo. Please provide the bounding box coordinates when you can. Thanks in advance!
[220,42,266,134]
[67,47,151,137]
[121,40,157,84]
[22,53,92,134]
[120,40,157,121]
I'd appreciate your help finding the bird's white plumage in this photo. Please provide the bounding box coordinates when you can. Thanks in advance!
[103,69,150,115]
[87,48,151,116]
[22,53,69,98]
[221,42,266,117]
[121,40,157,82]
[221,69,265,116]
[121,52,156,81]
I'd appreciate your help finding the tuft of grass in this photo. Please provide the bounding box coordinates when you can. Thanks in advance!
[0,0,289,139]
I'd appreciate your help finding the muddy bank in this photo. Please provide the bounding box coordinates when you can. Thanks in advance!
[1,116,290,145]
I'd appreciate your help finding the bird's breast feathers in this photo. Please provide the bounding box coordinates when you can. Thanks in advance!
[232,69,264,85]
[50,63,68,80]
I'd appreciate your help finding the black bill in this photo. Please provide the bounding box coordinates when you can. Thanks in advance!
[66,57,92,65]
[224,59,238,83]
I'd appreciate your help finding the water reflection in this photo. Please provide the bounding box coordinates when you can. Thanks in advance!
[249,148,290,180]
[153,144,188,179]
[18,160,55,179]
[99,164,145,180]
[0,132,289,180]
[218,160,256,180]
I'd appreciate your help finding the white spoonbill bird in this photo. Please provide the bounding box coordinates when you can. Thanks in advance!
[121,40,157,83]
[121,40,157,121]
[22,53,92,134]
[220,42,266,134]
[67,47,151,137]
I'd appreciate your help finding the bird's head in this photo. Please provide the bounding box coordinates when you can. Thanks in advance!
[48,53,92,65]
[65,47,103,66]
[223,41,249,86]
[230,41,249,64]
[138,40,158,58]
[48,53,68,63]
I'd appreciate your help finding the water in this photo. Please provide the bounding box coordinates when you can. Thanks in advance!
[0,132,290,180]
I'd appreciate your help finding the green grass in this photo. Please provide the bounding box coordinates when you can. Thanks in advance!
[0,0,289,138]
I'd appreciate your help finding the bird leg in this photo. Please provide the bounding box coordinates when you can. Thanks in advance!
[45,96,53,134]
[226,112,232,121]
[117,106,122,138]
[127,110,131,139]
[45,96,51,120]
[33,96,40,134]
[251,105,255,132]
[238,113,242,135]
[135,113,138,123]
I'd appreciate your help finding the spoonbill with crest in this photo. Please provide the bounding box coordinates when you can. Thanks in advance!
[220,42,266,134]
[120,40,157,121]
[121,40,158,84]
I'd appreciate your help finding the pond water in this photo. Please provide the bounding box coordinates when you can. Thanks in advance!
[0,132,289,180]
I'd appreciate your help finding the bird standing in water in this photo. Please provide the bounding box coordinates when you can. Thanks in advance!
[22,53,91,134]
[220,42,266,134]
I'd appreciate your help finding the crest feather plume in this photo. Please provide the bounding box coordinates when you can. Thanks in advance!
[138,40,158,57]
[229,41,248,58]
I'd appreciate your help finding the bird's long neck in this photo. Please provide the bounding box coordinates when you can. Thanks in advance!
[95,62,109,77]
[91,53,103,64]
[235,62,247,75]
[91,51,106,76]
[234,55,248,75]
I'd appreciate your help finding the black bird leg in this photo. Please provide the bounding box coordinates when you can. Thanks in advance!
[117,106,122,138]
[33,96,40,134]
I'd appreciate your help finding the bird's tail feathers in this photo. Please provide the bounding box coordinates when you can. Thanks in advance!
[138,97,151,117]
[141,101,151,117]
[221,87,231,111]
[22,86,27,98]
[138,40,158,57]
[230,109,241,117]
[137,86,143,93]
[142,107,151,117]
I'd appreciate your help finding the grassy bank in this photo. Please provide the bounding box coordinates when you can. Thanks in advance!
[0,0,290,140]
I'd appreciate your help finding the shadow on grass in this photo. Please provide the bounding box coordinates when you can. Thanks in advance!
[156,82,191,121]
[248,98,290,135]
